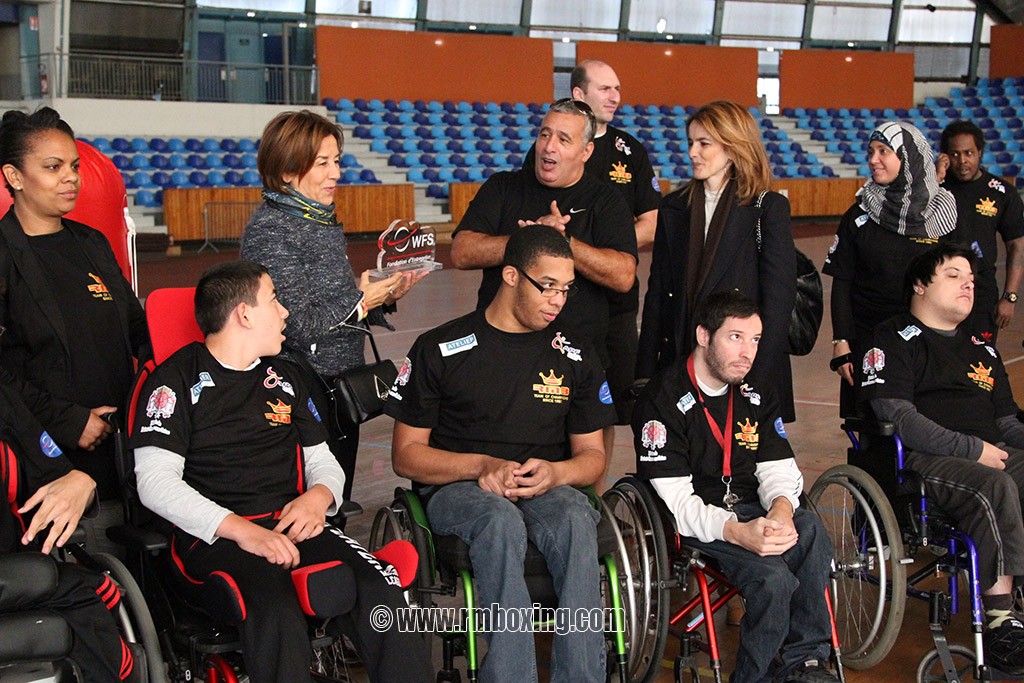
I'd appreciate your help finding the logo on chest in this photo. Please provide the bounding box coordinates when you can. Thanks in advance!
[87,273,112,301]
[975,197,998,218]
[734,419,759,450]
[609,161,632,184]
[264,399,292,425]
[968,362,995,392]
[533,370,570,404]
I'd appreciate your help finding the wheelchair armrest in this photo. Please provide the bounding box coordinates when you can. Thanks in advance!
[841,417,896,437]
[338,500,363,518]
[0,611,72,662]
[0,553,58,610]
[105,523,169,553]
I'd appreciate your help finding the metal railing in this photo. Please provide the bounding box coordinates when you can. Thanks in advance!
[200,201,262,253]
[20,53,317,105]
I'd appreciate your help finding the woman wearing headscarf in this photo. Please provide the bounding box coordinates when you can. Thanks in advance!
[823,120,958,414]
[637,100,797,421]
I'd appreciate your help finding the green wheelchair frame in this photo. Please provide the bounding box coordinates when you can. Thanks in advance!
[370,486,633,682]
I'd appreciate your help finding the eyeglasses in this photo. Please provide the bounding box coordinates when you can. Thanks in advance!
[551,98,597,125]
[515,267,577,299]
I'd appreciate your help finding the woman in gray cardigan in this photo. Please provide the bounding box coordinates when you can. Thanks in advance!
[241,110,424,512]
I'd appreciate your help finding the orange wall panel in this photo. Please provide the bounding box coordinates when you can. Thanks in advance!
[316,27,553,104]
[779,50,914,110]
[990,25,1024,80]
[576,41,758,107]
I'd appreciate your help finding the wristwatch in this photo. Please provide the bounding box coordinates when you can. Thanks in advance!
[1003,291,1018,304]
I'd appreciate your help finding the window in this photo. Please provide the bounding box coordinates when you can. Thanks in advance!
[811,5,891,42]
[627,0,715,36]
[722,1,804,39]
[315,0,416,18]
[531,0,619,30]
[425,0,521,26]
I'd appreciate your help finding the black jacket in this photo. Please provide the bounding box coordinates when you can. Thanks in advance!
[637,186,797,420]
[0,209,149,450]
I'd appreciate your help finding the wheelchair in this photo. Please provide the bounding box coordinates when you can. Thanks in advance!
[808,417,1024,682]
[105,286,419,683]
[601,475,847,683]
[369,485,632,682]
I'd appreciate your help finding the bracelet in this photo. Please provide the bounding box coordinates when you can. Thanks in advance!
[829,353,853,372]
[831,338,848,346]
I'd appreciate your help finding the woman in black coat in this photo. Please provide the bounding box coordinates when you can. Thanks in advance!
[637,100,797,421]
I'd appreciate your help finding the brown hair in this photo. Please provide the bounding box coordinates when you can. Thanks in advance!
[257,110,344,194]
[686,100,772,204]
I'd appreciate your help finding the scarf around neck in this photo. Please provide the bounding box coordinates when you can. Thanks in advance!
[686,178,738,313]
[857,121,957,239]
[263,187,338,226]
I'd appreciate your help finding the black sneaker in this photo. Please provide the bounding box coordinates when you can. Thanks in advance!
[985,612,1024,675]
[783,659,839,683]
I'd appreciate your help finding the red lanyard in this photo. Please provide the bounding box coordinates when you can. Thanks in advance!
[686,354,734,477]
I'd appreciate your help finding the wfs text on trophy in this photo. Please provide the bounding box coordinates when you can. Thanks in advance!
[368,219,444,281]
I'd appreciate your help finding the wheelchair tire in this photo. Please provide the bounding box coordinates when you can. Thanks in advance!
[808,465,907,670]
[916,644,975,682]
[91,552,169,683]
[370,495,434,612]
[603,477,670,683]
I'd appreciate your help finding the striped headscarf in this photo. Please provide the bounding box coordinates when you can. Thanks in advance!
[857,121,958,238]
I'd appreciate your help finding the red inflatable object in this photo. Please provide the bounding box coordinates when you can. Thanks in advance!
[0,140,132,283]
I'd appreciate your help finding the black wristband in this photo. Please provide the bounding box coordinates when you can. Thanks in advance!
[829,353,854,372]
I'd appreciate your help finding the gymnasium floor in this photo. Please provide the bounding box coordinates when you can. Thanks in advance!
[138,223,1024,681]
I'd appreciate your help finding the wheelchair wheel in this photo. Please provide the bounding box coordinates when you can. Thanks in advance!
[808,465,906,670]
[92,552,169,683]
[603,477,670,683]
[916,644,976,682]
[369,495,434,610]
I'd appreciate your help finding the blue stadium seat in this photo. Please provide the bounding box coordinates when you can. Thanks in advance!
[220,139,239,152]
[132,171,156,188]
[189,171,209,186]
[468,168,484,182]
[131,154,151,169]
[91,137,112,152]
[242,170,261,186]
[407,168,427,183]
[322,97,338,110]
[224,170,245,186]
[207,171,227,187]
[240,139,258,153]
[359,169,379,183]
[112,138,131,152]
[169,171,191,187]
[203,138,220,152]
[166,154,186,170]
[205,154,225,169]
[222,154,243,169]
[151,171,173,188]
[341,153,360,168]
[184,138,203,152]
[134,189,159,207]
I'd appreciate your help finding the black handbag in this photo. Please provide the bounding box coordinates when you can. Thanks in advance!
[331,324,397,426]
[754,191,824,357]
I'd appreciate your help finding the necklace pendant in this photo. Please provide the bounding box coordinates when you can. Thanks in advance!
[723,491,740,511]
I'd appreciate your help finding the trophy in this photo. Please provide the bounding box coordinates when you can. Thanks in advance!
[368,219,444,281]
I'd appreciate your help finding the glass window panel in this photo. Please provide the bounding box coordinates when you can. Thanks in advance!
[898,8,974,43]
[627,0,714,36]
[315,17,415,29]
[531,0,619,30]
[426,0,521,25]
[904,0,973,8]
[758,76,779,114]
[314,0,416,18]
[198,0,304,10]
[720,38,799,73]
[530,29,613,62]
[896,44,969,79]
[722,1,804,38]
[817,0,892,5]
[978,46,989,79]
[811,6,890,42]
[981,14,993,44]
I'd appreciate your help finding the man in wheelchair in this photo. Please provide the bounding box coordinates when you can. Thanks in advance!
[1,372,135,681]
[130,260,432,683]
[633,290,838,683]
[861,243,1024,674]
[385,225,616,682]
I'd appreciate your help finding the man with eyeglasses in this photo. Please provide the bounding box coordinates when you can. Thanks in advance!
[387,225,616,682]
[451,98,637,436]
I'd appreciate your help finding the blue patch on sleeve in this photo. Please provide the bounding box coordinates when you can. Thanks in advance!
[598,381,614,405]
[307,397,322,422]
[774,417,787,439]
[39,431,63,458]
[651,177,660,191]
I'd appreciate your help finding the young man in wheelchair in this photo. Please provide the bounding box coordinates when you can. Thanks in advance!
[385,225,616,682]
[129,260,432,683]
[861,243,1024,674]
[633,290,838,683]
[1,372,135,681]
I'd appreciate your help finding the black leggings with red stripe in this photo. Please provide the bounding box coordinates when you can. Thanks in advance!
[172,524,432,683]
[53,562,134,682]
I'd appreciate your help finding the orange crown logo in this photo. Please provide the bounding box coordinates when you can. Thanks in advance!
[970,362,992,378]
[265,399,291,414]
[612,162,627,174]
[538,370,564,386]
[736,418,758,435]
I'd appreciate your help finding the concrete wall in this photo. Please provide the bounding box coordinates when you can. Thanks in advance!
[50,98,327,137]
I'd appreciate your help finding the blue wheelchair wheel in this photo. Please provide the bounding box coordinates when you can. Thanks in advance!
[808,465,907,669]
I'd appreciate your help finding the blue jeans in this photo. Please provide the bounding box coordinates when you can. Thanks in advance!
[682,503,834,683]
[426,482,606,683]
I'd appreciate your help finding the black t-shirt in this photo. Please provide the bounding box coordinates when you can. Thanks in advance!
[28,229,132,496]
[523,126,660,315]
[129,343,327,517]
[941,171,1024,312]
[859,313,1018,444]
[383,310,616,490]
[452,170,637,363]
[822,205,939,342]
[633,367,793,508]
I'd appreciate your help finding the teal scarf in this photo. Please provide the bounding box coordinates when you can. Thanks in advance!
[263,187,337,226]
